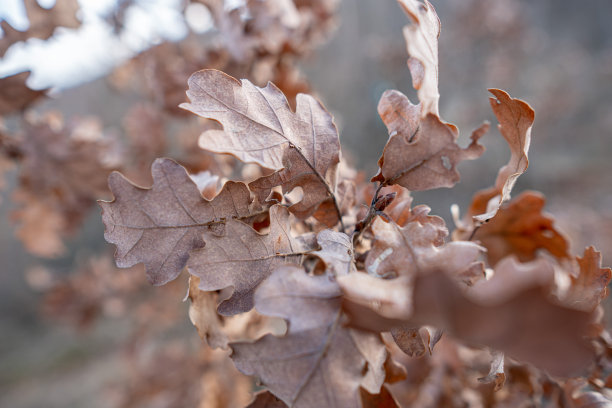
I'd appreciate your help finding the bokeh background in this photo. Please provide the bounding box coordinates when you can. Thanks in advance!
[1,0,611,406]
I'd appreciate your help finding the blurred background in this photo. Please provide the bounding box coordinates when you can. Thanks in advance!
[1,0,611,406]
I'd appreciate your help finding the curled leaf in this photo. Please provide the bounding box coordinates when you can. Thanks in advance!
[397,0,441,116]
[472,89,535,222]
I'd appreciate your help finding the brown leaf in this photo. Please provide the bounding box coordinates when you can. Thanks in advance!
[470,191,570,266]
[231,265,390,408]
[472,89,535,222]
[0,71,46,115]
[246,391,288,408]
[181,69,341,223]
[360,385,401,408]
[0,0,81,57]
[188,276,228,349]
[373,89,486,190]
[187,205,314,315]
[397,0,441,116]
[561,247,612,312]
[383,185,447,245]
[391,325,442,357]
[477,350,505,391]
[365,216,483,280]
[101,158,255,285]
[339,265,593,377]
[10,113,117,256]
[313,229,355,276]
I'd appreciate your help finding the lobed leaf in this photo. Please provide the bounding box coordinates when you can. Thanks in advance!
[231,265,390,408]
[187,205,313,315]
[100,158,253,285]
[181,69,341,223]
[373,89,487,191]
[397,0,441,116]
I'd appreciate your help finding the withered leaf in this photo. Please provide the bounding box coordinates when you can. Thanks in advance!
[472,89,535,222]
[231,265,389,407]
[397,0,441,116]
[11,113,117,257]
[360,385,401,408]
[101,158,253,285]
[340,264,593,377]
[188,276,228,349]
[313,229,355,276]
[0,0,81,57]
[470,191,570,266]
[477,350,505,391]
[246,390,288,408]
[365,216,483,280]
[390,325,442,358]
[181,69,340,222]
[373,89,486,191]
[0,71,46,115]
[187,205,314,315]
[561,246,612,312]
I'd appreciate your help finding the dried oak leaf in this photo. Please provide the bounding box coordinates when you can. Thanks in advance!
[471,89,535,223]
[560,246,612,313]
[365,216,483,281]
[231,265,390,408]
[390,325,443,358]
[12,113,117,256]
[246,391,288,408]
[477,350,505,391]
[372,89,487,191]
[469,191,570,266]
[339,262,593,377]
[0,0,80,57]
[397,0,441,116]
[187,205,314,315]
[188,276,228,349]
[100,158,254,285]
[382,185,447,245]
[0,71,46,115]
[180,69,341,224]
[312,229,355,276]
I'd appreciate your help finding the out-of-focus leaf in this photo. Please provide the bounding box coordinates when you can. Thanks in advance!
[469,191,570,266]
[561,246,611,312]
[0,0,81,57]
[397,0,441,116]
[0,71,46,115]
[477,350,505,391]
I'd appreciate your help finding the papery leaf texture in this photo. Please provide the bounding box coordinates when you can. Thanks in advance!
[187,205,314,315]
[101,158,254,285]
[471,89,535,222]
[339,257,593,377]
[469,191,570,266]
[397,0,441,116]
[181,69,341,222]
[560,246,612,312]
[373,89,487,191]
[231,265,390,408]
